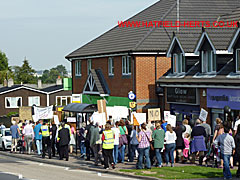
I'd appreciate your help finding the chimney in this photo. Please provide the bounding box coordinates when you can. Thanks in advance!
[38,79,42,89]
[3,79,7,87]
[8,78,14,87]
[56,76,62,85]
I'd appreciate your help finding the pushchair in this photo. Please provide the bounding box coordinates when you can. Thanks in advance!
[17,136,25,154]
[202,143,218,168]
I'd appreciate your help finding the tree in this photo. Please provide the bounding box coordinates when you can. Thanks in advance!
[41,64,68,83]
[0,51,14,84]
[14,58,37,84]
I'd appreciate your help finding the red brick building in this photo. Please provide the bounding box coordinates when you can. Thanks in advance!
[66,0,240,113]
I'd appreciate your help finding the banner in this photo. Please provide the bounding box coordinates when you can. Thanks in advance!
[34,106,53,120]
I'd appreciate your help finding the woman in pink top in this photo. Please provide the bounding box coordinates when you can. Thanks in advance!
[69,125,76,154]
[183,133,190,158]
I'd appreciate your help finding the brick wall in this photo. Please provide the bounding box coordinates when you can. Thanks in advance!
[0,89,47,116]
[72,56,133,97]
[135,56,171,112]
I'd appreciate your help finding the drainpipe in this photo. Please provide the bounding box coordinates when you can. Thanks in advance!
[155,52,159,93]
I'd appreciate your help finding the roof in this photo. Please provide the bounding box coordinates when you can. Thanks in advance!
[83,69,110,95]
[0,84,64,95]
[219,7,240,22]
[66,0,240,59]
[41,85,63,93]
[63,103,97,113]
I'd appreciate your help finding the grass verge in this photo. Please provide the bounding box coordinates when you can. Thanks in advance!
[120,166,237,179]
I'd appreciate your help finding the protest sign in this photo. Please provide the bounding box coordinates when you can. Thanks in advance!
[148,108,161,121]
[199,108,208,122]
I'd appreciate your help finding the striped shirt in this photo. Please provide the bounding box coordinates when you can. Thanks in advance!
[138,131,151,149]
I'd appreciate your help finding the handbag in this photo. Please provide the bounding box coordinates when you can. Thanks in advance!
[121,126,128,145]
[144,131,154,151]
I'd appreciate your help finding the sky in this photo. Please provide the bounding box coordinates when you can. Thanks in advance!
[0,0,158,71]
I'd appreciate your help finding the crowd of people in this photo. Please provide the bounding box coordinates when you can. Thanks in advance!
[1,115,240,179]
[78,117,240,179]
[8,119,75,161]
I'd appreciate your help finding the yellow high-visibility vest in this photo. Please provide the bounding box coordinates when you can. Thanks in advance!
[41,125,50,137]
[102,130,114,149]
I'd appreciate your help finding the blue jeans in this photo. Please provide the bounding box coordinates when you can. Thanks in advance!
[80,141,86,155]
[137,147,151,169]
[155,148,162,166]
[222,154,232,179]
[129,144,138,162]
[165,143,176,164]
[120,144,125,163]
[36,139,42,155]
[113,145,118,164]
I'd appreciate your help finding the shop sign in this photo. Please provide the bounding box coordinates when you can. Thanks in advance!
[207,89,240,109]
[167,87,198,105]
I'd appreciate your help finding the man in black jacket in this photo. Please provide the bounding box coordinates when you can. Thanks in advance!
[58,122,70,161]
[50,123,57,157]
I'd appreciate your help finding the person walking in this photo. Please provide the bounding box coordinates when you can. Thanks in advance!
[22,120,34,154]
[78,122,86,158]
[152,122,165,167]
[90,122,103,166]
[191,119,207,165]
[58,122,70,161]
[69,125,76,154]
[102,123,115,169]
[34,120,43,155]
[40,121,51,159]
[234,124,240,178]
[111,121,120,164]
[175,123,185,163]
[214,122,235,180]
[85,119,94,161]
[10,121,21,153]
[129,126,139,162]
[136,123,151,169]
[165,124,176,167]
[119,119,128,163]
[50,123,57,157]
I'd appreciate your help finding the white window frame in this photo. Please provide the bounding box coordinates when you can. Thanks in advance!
[122,56,131,75]
[172,53,184,74]
[56,96,72,106]
[108,57,114,76]
[201,50,216,74]
[75,60,82,76]
[236,49,240,73]
[87,59,92,75]
[28,96,40,106]
[5,97,22,108]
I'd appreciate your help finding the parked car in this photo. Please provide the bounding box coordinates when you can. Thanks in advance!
[0,128,12,150]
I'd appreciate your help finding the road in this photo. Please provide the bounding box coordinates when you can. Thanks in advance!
[0,155,136,180]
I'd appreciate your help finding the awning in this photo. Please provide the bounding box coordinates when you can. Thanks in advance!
[62,103,97,113]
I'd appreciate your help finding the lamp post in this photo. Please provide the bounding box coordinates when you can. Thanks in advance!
[224,106,231,122]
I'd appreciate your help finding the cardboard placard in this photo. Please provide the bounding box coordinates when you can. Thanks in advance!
[19,106,32,121]
[148,108,161,121]
[199,108,208,122]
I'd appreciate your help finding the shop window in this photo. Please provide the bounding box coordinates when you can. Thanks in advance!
[56,96,72,106]
[172,53,185,74]
[28,96,40,106]
[75,60,81,76]
[87,59,92,75]
[201,50,216,73]
[108,57,114,76]
[122,56,131,75]
[236,49,240,73]
[5,97,22,108]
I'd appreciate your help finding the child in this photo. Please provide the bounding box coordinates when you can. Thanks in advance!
[183,133,190,159]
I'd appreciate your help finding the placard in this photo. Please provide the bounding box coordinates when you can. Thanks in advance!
[199,108,208,122]
[168,115,176,127]
[53,115,60,125]
[148,108,161,121]
[131,112,146,125]
[67,117,76,123]
[91,112,106,126]
[164,111,171,121]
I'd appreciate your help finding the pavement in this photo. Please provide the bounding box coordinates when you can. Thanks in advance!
[0,151,238,180]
